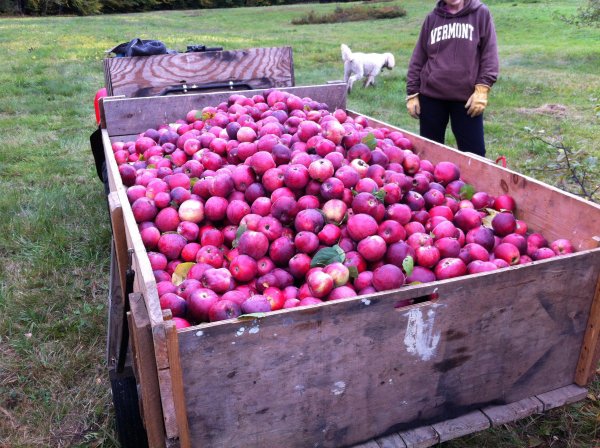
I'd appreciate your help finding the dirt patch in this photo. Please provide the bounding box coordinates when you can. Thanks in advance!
[517,103,569,117]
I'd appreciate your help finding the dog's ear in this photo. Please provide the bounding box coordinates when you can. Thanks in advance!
[386,53,396,69]
[341,44,352,62]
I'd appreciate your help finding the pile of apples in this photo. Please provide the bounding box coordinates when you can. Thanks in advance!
[112,89,575,328]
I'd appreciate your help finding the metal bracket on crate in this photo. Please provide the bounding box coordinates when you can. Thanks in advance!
[495,155,507,168]
[117,248,136,374]
[133,80,255,97]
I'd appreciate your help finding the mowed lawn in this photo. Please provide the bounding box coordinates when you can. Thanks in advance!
[0,1,599,446]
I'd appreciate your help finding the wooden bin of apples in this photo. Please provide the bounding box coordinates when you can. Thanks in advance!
[100,80,600,448]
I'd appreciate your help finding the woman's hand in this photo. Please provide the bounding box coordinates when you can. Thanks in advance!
[465,84,490,117]
[406,93,420,119]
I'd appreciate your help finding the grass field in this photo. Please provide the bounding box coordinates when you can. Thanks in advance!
[0,1,599,446]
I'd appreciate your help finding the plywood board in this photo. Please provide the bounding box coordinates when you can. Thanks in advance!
[177,252,599,448]
[105,47,294,98]
[102,83,347,137]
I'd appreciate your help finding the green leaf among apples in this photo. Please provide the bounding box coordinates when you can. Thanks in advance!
[460,184,475,200]
[372,188,386,203]
[231,225,247,248]
[310,244,346,267]
[482,208,500,229]
[361,132,377,150]
[348,266,359,279]
[172,262,196,286]
[402,255,414,277]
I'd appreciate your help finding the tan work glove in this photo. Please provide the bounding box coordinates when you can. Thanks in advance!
[406,93,420,119]
[465,84,490,117]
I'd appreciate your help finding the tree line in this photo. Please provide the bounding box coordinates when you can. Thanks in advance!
[0,0,362,16]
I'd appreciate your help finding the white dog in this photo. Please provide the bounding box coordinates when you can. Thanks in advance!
[341,43,395,92]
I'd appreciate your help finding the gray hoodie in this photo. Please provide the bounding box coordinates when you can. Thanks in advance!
[406,0,499,102]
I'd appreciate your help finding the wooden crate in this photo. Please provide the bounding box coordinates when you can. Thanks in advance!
[100,84,600,448]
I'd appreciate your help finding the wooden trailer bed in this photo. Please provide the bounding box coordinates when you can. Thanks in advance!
[98,51,600,448]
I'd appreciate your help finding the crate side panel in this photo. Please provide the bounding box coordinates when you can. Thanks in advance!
[355,114,600,251]
[177,253,599,448]
[103,84,346,137]
[106,47,294,98]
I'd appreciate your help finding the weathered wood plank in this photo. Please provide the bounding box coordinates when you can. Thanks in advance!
[481,396,543,427]
[431,410,490,443]
[177,252,599,448]
[165,438,181,448]
[575,273,600,385]
[352,440,381,448]
[108,193,128,313]
[536,384,588,411]
[106,241,124,367]
[397,426,439,448]
[101,128,123,193]
[105,47,294,98]
[165,320,191,448]
[158,368,180,440]
[374,432,407,448]
[354,112,600,251]
[129,292,166,448]
[102,83,347,137]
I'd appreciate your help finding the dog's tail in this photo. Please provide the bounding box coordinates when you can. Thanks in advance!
[341,44,353,62]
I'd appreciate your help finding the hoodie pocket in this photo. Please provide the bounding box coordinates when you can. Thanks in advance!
[421,66,475,101]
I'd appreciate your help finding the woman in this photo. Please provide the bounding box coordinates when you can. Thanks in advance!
[406,0,499,157]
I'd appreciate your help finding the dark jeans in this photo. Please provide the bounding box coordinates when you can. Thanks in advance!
[419,94,486,157]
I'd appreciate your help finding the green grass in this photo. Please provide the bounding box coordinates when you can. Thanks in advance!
[0,1,599,446]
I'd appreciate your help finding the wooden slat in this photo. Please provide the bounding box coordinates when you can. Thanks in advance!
[481,396,543,427]
[431,410,490,443]
[352,440,381,448]
[397,427,439,448]
[129,292,167,448]
[177,253,599,448]
[101,129,123,193]
[157,368,180,440]
[536,384,588,411]
[106,240,124,367]
[103,58,112,95]
[165,321,191,448]
[108,192,128,309]
[374,433,407,448]
[106,192,128,370]
[575,273,600,385]
[165,439,181,448]
[102,83,347,137]
[353,112,600,251]
[105,47,295,98]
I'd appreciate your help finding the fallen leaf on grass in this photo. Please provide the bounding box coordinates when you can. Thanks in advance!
[527,436,543,447]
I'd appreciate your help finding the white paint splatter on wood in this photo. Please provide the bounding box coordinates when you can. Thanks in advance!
[236,327,246,337]
[331,381,346,395]
[403,306,442,361]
